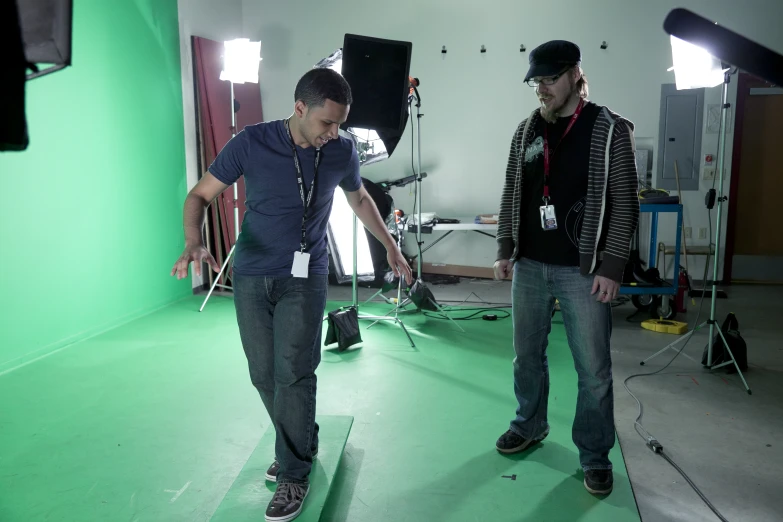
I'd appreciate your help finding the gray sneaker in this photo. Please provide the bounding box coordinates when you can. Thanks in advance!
[265,482,310,522]
[265,448,318,483]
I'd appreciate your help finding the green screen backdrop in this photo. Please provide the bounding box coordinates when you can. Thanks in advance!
[0,0,191,373]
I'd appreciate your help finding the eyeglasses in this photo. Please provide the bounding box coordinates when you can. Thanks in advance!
[526,67,571,87]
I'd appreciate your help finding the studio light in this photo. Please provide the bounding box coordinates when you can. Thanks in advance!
[643,7,783,393]
[668,35,727,90]
[219,38,262,84]
[200,38,261,312]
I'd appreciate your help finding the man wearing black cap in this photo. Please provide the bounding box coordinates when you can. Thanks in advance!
[493,40,639,496]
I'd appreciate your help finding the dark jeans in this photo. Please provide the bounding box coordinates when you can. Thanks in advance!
[233,273,328,484]
[509,258,615,471]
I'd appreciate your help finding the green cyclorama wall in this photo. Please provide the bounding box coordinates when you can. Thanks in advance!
[0,0,190,373]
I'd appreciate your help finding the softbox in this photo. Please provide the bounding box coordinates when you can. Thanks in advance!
[325,307,362,351]
[340,34,412,157]
[1,0,74,152]
[21,0,73,80]
[1,0,28,151]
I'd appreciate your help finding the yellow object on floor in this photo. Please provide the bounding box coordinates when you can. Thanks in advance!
[641,318,689,334]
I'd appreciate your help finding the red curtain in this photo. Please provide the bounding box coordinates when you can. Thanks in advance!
[192,36,264,287]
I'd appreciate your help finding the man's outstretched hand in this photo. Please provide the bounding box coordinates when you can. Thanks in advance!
[387,247,413,285]
[171,244,220,280]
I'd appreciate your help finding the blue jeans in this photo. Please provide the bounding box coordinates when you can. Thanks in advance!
[233,273,328,484]
[509,258,614,471]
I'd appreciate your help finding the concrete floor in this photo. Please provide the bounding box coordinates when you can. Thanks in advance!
[327,278,783,522]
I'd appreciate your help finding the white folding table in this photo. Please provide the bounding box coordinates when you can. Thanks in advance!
[404,217,498,261]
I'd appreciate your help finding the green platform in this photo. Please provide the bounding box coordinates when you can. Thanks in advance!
[211,415,353,522]
[0,296,641,521]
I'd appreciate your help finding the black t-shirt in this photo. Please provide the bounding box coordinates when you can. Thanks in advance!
[518,101,601,266]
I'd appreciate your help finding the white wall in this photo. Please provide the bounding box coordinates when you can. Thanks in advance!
[233,0,783,280]
[177,0,243,287]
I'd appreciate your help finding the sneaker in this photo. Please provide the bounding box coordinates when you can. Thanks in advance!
[265,460,280,482]
[265,482,310,522]
[584,469,613,495]
[265,448,318,483]
[495,426,550,454]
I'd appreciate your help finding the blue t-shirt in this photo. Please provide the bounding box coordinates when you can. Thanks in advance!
[208,119,362,276]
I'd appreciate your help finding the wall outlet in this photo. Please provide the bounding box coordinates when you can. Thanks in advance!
[699,227,708,239]
[684,227,692,239]
[703,167,716,180]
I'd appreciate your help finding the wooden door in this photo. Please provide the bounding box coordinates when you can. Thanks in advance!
[728,81,783,282]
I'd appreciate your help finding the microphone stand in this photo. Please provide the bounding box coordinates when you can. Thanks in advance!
[370,81,465,333]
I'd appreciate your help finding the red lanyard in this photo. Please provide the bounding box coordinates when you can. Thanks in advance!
[543,98,584,201]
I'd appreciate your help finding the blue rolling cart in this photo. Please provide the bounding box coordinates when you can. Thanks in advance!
[620,203,682,319]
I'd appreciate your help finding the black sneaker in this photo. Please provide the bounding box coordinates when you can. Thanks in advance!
[265,482,310,522]
[495,426,550,454]
[265,448,318,482]
[584,469,613,495]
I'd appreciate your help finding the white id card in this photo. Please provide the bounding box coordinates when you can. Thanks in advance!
[540,205,558,230]
[292,251,310,278]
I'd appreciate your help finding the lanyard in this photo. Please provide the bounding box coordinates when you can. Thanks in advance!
[542,98,584,202]
[284,118,321,252]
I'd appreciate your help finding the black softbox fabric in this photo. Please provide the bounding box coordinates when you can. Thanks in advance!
[1,0,74,152]
[1,0,29,151]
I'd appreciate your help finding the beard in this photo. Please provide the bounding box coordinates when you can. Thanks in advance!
[539,85,577,123]
[539,101,561,123]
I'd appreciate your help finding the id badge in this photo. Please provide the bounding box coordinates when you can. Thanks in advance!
[540,205,558,230]
[292,251,310,278]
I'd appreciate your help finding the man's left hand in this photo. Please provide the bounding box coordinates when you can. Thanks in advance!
[591,275,619,303]
[387,247,413,285]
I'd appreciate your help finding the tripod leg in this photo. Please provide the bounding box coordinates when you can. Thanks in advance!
[364,288,393,304]
[199,245,235,312]
[640,323,704,365]
[428,299,466,333]
[395,318,416,347]
[367,276,399,329]
[712,327,751,394]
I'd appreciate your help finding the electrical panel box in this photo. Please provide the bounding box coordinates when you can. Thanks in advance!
[657,84,704,191]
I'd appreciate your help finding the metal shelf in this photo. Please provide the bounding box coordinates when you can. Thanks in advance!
[619,203,682,298]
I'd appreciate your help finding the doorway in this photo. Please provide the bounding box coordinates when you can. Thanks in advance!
[726,74,783,283]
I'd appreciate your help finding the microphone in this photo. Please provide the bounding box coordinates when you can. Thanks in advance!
[408,76,421,103]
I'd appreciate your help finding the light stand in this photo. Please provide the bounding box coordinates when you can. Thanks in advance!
[313,41,417,349]
[326,212,416,348]
[641,28,751,393]
[200,39,261,312]
[376,87,465,332]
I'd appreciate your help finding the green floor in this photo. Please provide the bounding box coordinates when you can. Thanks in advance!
[0,295,641,522]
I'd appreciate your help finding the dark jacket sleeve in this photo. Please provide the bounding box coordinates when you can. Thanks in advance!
[596,120,639,282]
[496,122,524,261]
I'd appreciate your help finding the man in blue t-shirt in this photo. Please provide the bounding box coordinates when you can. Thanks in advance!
[171,68,411,521]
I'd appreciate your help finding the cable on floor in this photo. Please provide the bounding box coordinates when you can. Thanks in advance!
[623,217,730,522]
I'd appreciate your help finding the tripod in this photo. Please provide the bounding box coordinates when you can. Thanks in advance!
[200,82,240,312]
[326,212,416,348]
[371,88,464,333]
[640,70,750,394]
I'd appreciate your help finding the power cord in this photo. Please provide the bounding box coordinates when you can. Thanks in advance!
[422,306,511,321]
[623,225,730,522]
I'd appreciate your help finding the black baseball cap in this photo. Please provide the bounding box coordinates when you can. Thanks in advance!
[524,40,582,82]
